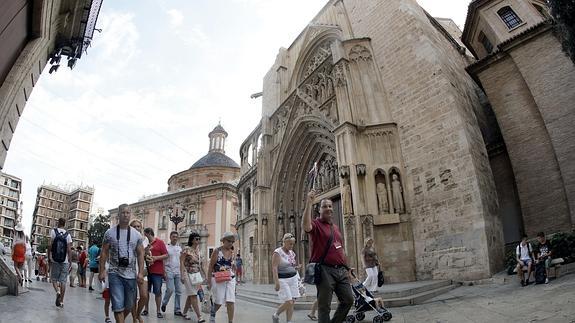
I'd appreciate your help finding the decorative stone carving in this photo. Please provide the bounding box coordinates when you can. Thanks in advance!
[339,165,350,178]
[331,60,348,87]
[277,211,284,240]
[376,182,389,214]
[342,178,353,215]
[391,173,405,214]
[289,215,296,236]
[349,45,372,62]
[356,164,367,177]
[344,214,356,226]
[302,41,332,80]
[361,215,374,241]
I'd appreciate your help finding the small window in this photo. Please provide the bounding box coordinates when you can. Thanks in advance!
[478,32,494,54]
[498,6,522,29]
[249,236,254,253]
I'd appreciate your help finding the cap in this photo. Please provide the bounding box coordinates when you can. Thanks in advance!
[220,231,236,241]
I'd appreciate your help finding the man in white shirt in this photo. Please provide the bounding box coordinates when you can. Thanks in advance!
[48,218,73,308]
[161,231,183,316]
[516,234,534,286]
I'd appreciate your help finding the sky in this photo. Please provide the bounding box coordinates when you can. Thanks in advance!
[3,0,472,234]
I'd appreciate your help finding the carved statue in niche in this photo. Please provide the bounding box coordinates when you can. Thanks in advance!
[391,172,405,214]
[319,162,328,191]
[342,178,353,215]
[327,160,336,188]
[334,162,340,185]
[376,182,389,214]
[289,215,296,236]
[277,211,285,241]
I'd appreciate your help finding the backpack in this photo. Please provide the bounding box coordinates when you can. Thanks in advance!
[12,242,26,263]
[51,228,69,263]
[534,261,546,284]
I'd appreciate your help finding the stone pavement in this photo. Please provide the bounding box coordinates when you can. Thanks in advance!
[0,273,574,323]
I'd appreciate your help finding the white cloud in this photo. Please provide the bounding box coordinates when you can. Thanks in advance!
[167,9,184,27]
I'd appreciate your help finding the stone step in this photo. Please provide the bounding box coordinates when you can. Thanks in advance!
[0,285,8,297]
[236,281,458,309]
[237,280,452,300]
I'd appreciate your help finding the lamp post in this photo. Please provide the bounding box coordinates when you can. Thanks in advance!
[167,201,187,231]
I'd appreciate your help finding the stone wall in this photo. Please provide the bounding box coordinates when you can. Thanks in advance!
[344,0,503,280]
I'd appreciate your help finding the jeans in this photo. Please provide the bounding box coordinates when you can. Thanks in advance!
[162,272,182,312]
[317,265,354,323]
[108,272,137,313]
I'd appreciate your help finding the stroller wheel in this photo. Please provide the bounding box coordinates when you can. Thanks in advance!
[355,312,366,321]
[383,312,393,321]
[372,316,384,323]
[345,315,356,323]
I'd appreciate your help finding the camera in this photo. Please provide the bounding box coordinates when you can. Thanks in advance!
[119,257,129,267]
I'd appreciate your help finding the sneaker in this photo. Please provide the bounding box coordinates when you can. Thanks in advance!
[161,304,166,312]
[174,311,183,316]
[272,313,280,323]
[545,278,549,284]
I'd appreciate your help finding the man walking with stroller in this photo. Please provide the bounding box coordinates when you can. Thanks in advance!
[302,190,354,323]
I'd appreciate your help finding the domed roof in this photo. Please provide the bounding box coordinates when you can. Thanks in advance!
[209,124,228,136]
[190,151,239,169]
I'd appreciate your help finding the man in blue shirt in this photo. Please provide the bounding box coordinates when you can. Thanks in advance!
[88,243,100,291]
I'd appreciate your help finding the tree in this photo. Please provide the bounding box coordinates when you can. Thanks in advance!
[88,213,110,247]
[549,0,575,63]
[37,236,49,253]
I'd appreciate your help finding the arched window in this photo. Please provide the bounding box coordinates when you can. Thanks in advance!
[498,6,522,29]
[478,32,494,54]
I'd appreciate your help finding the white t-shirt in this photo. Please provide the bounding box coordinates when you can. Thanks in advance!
[49,228,73,263]
[516,242,532,261]
[165,243,182,275]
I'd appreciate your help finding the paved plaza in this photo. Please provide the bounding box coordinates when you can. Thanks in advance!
[0,273,574,323]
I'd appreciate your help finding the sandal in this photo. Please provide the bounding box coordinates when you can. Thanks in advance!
[105,318,112,323]
[198,319,205,323]
[141,310,148,316]
[157,312,164,318]
[183,314,192,321]
[307,314,318,321]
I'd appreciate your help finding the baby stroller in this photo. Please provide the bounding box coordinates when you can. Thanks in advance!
[345,276,392,322]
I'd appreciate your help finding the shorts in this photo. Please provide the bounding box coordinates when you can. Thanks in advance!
[108,273,137,313]
[78,266,86,277]
[147,273,163,295]
[519,259,533,267]
[277,275,300,302]
[103,288,110,300]
[236,267,243,276]
[90,267,99,273]
[211,277,236,305]
[50,262,70,284]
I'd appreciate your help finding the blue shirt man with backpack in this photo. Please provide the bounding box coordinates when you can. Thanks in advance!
[48,217,73,308]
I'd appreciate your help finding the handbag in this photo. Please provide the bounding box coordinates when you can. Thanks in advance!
[304,224,334,285]
[377,265,384,287]
[214,270,232,283]
[189,272,203,285]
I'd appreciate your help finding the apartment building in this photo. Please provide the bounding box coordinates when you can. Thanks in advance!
[31,184,94,248]
[0,172,21,247]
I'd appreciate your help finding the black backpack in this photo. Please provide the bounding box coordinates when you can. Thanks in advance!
[51,228,69,263]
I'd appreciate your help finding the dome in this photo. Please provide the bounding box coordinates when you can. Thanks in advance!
[190,151,239,169]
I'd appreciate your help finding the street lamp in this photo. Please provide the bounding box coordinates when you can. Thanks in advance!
[167,201,187,231]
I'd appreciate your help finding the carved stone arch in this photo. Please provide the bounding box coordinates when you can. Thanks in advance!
[288,27,343,91]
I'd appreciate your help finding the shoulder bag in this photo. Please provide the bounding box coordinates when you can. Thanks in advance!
[304,224,333,285]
